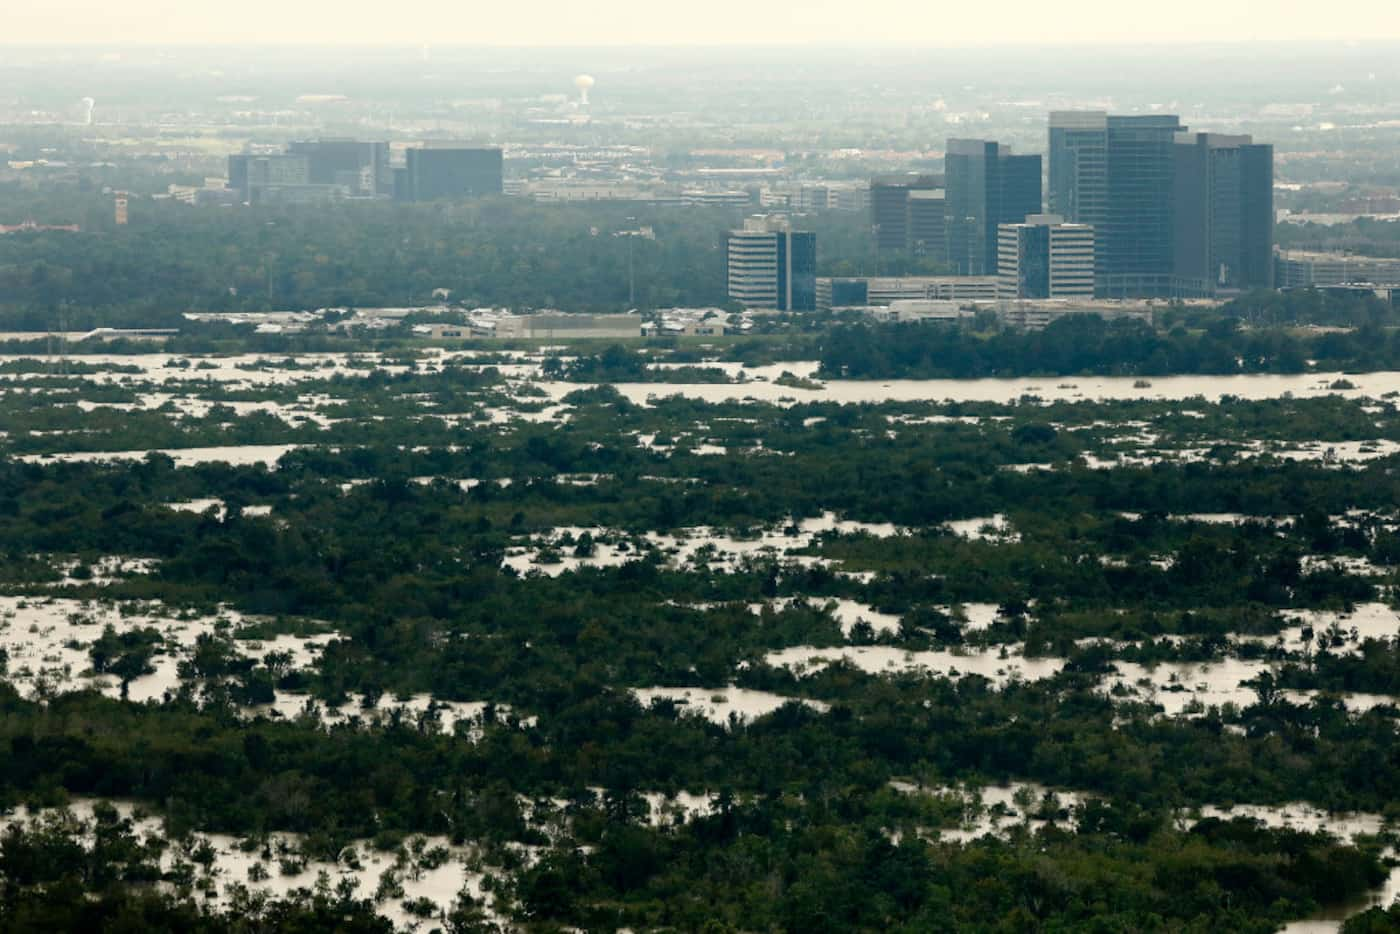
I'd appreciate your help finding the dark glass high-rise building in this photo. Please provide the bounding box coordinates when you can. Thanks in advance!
[1238,143,1275,292]
[1102,115,1183,297]
[288,139,390,196]
[1172,133,1274,295]
[870,174,944,259]
[1048,112,1109,229]
[1048,112,1273,297]
[1048,111,1108,287]
[945,140,1041,276]
[399,145,504,202]
[906,190,948,262]
[783,231,818,312]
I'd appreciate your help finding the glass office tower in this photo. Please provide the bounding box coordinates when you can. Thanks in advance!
[399,145,503,202]
[1048,111,1109,230]
[1172,133,1275,295]
[945,140,1042,276]
[1101,115,1183,297]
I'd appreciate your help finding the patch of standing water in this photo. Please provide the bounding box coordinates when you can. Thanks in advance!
[0,800,502,932]
[945,514,1018,542]
[502,526,635,577]
[0,596,334,703]
[889,780,1087,844]
[1242,603,1400,653]
[633,685,828,725]
[51,555,159,587]
[165,499,275,520]
[539,369,1400,407]
[1103,657,1273,716]
[503,513,901,577]
[956,603,1006,632]
[766,644,1065,686]
[18,444,299,468]
[747,597,902,636]
[247,693,521,738]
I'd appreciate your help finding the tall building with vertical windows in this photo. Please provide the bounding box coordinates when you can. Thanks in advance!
[871,174,945,260]
[1102,114,1184,297]
[997,215,1096,299]
[1048,112,1109,230]
[1048,112,1273,297]
[1172,132,1274,295]
[945,140,1042,276]
[724,215,817,311]
[906,189,948,262]
[397,144,503,202]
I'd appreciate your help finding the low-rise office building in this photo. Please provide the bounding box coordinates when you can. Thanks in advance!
[867,300,972,324]
[725,215,817,311]
[817,276,1000,309]
[997,215,1096,299]
[1275,250,1400,288]
[471,312,643,340]
[990,299,1154,330]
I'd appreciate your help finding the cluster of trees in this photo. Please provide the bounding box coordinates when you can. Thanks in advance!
[819,313,1400,379]
[1216,289,1400,327]
[0,199,739,328]
[1278,217,1400,259]
[0,194,902,332]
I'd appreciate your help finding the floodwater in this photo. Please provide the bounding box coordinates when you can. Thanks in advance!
[8,350,1400,928]
[0,596,334,703]
[945,514,1018,542]
[890,780,1087,844]
[0,799,499,932]
[246,693,515,738]
[633,685,828,725]
[504,512,901,577]
[18,444,299,468]
[541,369,1400,407]
[767,644,1065,686]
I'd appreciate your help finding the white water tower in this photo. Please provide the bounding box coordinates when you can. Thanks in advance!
[573,74,595,107]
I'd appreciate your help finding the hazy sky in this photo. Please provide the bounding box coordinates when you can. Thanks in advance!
[6,0,1400,45]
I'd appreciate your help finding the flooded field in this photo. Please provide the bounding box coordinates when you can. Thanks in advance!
[0,595,335,702]
[5,345,1400,930]
[633,685,829,724]
[0,800,500,932]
